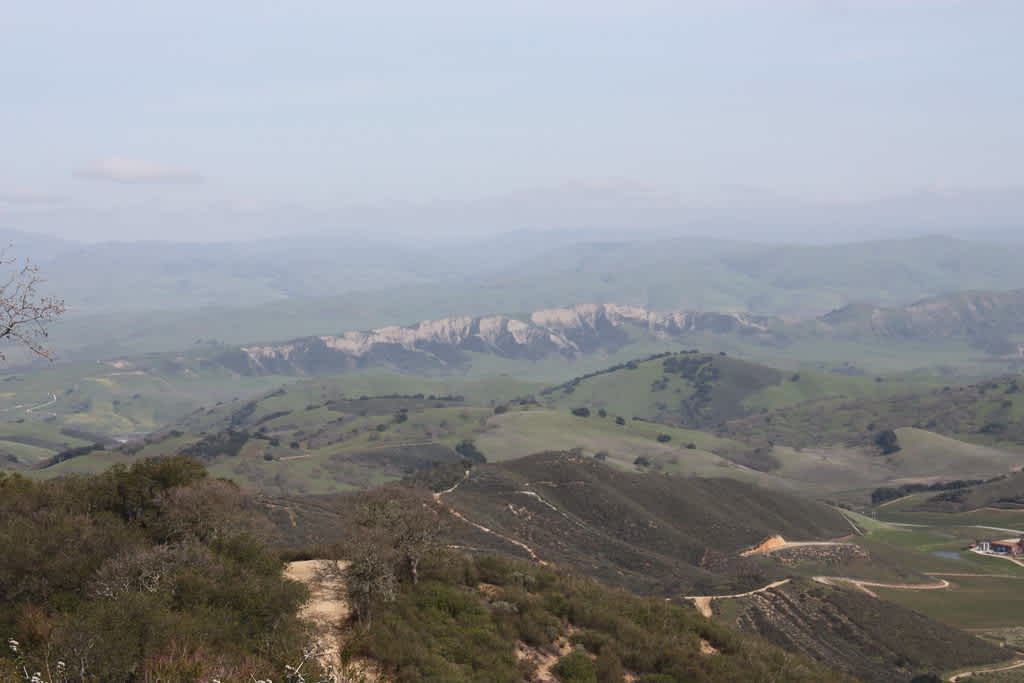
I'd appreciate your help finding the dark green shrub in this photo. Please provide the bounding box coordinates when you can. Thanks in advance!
[874,429,901,454]
[553,650,597,682]
[455,439,487,463]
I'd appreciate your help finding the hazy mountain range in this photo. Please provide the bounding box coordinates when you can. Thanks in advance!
[216,291,1024,376]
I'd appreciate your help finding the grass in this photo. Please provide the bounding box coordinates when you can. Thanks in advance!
[543,351,947,435]
[766,512,1024,631]
[877,503,1024,530]
[472,407,797,490]
[723,376,1024,452]
[0,368,545,472]
[875,575,1024,629]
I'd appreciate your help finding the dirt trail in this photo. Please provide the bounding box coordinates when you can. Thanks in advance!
[434,471,546,563]
[812,576,950,599]
[433,470,470,501]
[684,579,792,617]
[445,506,544,562]
[688,574,953,616]
[968,548,1024,569]
[284,560,353,680]
[948,659,1024,682]
[928,572,1023,578]
[740,534,857,557]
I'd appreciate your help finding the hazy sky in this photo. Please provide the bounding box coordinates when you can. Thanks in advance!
[2,1,1022,241]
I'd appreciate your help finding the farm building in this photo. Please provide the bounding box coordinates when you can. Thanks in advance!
[972,538,1024,555]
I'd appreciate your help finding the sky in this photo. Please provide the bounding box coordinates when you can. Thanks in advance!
[1,0,1022,242]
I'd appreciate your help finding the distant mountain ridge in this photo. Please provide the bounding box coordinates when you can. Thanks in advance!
[216,290,1024,375]
[815,289,1024,355]
[19,232,1024,365]
[216,303,778,374]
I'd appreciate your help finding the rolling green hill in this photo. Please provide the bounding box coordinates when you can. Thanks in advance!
[441,451,852,596]
[543,351,935,429]
[726,579,1006,683]
[27,353,1021,502]
[721,374,1024,450]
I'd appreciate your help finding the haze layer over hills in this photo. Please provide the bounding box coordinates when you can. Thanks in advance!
[11,232,1024,367]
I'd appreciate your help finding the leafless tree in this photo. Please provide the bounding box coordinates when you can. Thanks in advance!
[0,253,65,361]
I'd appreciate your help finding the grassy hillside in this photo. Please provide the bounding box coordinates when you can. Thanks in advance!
[29,357,1022,502]
[727,579,1006,683]
[0,421,100,469]
[543,351,935,429]
[877,469,1024,515]
[352,552,854,682]
[442,451,852,595]
[0,365,544,473]
[721,375,1024,450]
[0,357,292,439]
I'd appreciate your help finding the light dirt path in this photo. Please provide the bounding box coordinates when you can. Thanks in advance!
[433,470,470,502]
[877,494,915,508]
[812,576,950,599]
[741,534,858,557]
[928,572,1023,578]
[25,392,58,416]
[434,470,545,563]
[684,579,792,617]
[0,392,58,417]
[948,659,1024,682]
[445,506,544,562]
[967,549,1024,569]
[284,559,351,679]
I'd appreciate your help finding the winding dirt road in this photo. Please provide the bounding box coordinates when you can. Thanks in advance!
[434,470,545,563]
[284,560,350,676]
[684,579,792,618]
[811,576,950,599]
[948,659,1024,682]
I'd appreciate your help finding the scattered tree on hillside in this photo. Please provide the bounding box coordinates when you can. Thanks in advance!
[455,439,486,463]
[0,253,65,360]
[874,429,901,455]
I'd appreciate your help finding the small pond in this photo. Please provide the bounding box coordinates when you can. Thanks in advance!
[933,550,963,560]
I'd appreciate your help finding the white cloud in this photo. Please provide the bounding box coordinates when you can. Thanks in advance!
[74,157,203,184]
[0,188,66,205]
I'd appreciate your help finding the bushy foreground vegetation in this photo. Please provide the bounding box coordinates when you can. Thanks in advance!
[345,552,854,682]
[0,456,313,682]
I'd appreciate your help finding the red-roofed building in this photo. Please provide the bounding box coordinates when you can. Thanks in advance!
[975,538,1024,556]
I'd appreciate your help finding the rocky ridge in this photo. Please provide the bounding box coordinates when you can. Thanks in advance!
[217,303,778,375]
[215,290,1024,376]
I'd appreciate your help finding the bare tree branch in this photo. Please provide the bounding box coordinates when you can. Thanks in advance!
[0,250,65,361]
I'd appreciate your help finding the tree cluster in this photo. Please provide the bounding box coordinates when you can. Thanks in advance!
[329,487,444,625]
